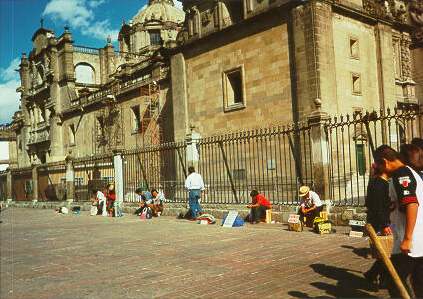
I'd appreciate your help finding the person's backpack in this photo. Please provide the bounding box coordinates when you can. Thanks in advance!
[140,207,152,219]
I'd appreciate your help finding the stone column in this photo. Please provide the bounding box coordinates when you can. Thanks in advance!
[185,130,201,171]
[65,157,74,206]
[6,170,12,202]
[307,102,330,203]
[291,1,338,119]
[32,165,39,201]
[171,53,189,141]
[113,151,124,217]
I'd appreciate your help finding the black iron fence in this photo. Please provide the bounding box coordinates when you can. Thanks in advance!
[73,154,115,202]
[121,124,313,204]
[326,107,422,206]
[5,107,420,207]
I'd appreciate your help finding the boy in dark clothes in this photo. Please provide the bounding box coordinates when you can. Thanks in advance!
[364,164,392,288]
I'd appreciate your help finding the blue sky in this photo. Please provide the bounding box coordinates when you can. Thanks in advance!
[0,0,183,124]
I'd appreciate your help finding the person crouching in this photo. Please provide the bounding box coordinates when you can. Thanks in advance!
[247,190,271,224]
[298,186,323,227]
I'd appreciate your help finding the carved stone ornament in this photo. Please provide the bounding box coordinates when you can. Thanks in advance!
[362,0,407,23]
[400,34,412,79]
[409,0,423,44]
[44,54,51,72]
[201,10,212,25]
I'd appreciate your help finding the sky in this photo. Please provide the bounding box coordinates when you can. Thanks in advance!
[0,0,183,124]
[0,142,9,170]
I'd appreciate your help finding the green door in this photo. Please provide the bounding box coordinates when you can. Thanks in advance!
[355,144,366,175]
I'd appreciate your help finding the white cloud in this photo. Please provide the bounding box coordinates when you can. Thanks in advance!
[86,20,119,41]
[0,58,21,124]
[43,0,93,28]
[88,0,106,8]
[0,58,20,82]
[0,79,20,124]
[174,0,183,10]
[43,0,117,41]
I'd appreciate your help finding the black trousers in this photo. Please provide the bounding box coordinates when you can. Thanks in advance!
[388,254,423,298]
[250,206,268,223]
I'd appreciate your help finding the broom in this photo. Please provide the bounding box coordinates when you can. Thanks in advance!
[365,223,410,299]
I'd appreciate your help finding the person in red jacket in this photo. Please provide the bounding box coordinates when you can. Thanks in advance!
[247,190,271,224]
[105,183,116,217]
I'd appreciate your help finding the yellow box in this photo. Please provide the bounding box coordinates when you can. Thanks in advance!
[265,209,272,223]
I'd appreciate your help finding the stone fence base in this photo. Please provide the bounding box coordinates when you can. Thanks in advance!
[1,200,367,226]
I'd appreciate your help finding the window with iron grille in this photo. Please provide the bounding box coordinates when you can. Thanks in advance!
[149,30,162,46]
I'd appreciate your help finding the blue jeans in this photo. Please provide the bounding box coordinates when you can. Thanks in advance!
[188,189,202,218]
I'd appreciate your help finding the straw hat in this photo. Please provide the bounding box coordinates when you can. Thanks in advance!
[299,186,310,197]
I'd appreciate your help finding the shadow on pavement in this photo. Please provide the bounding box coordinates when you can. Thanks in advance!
[287,290,331,298]
[341,245,371,259]
[308,263,377,298]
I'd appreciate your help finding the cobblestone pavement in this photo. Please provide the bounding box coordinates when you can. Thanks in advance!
[0,208,389,299]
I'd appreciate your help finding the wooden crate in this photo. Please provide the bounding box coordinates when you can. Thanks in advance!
[288,222,303,232]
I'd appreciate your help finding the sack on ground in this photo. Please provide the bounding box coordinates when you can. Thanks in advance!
[177,208,193,220]
[90,206,98,216]
[140,207,152,219]
[197,213,216,224]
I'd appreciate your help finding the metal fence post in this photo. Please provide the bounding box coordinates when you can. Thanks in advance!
[6,170,12,202]
[113,151,124,216]
[65,157,74,205]
[308,103,330,201]
[32,165,39,201]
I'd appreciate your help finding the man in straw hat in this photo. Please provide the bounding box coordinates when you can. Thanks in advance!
[298,186,323,227]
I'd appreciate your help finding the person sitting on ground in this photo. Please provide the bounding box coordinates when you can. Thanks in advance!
[134,188,147,215]
[246,190,271,224]
[91,189,107,216]
[150,189,165,216]
[298,186,323,227]
[106,183,116,217]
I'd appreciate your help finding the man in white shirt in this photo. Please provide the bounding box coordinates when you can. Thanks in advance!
[373,145,422,298]
[298,186,323,227]
[184,166,204,219]
[91,189,108,216]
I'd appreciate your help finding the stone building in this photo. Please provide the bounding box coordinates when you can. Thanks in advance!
[170,0,422,141]
[13,0,184,168]
[2,0,422,203]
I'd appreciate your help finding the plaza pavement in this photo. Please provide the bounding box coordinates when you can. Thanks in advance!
[0,208,389,299]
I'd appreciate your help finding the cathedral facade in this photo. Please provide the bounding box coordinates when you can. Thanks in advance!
[9,0,423,169]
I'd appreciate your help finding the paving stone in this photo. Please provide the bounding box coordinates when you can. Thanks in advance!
[0,208,389,298]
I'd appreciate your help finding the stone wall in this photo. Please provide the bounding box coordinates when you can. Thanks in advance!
[182,12,294,138]
[331,13,381,114]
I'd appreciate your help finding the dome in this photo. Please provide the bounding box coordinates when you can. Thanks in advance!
[132,0,185,25]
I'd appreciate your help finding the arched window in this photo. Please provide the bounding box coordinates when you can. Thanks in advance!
[75,63,95,84]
